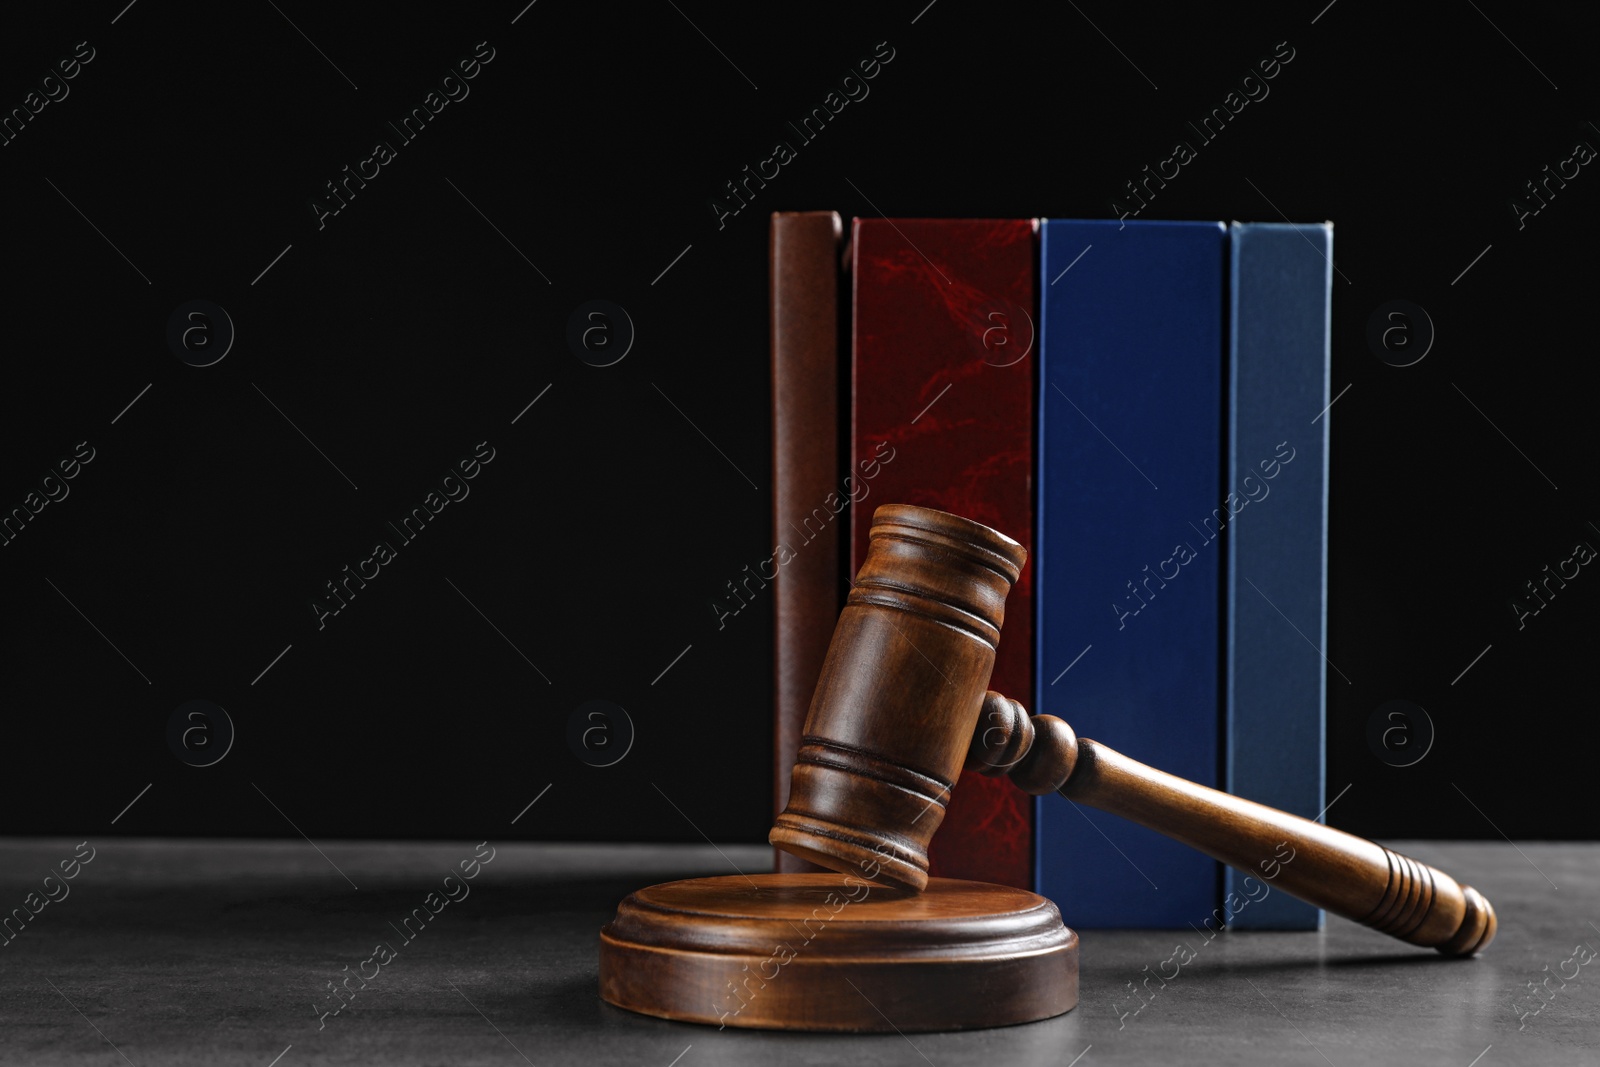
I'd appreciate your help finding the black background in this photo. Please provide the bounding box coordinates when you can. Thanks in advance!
[2,1,1594,846]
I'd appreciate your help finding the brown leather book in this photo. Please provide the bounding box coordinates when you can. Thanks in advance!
[769,211,845,873]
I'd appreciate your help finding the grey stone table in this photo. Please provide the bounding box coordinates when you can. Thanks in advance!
[0,838,1594,1065]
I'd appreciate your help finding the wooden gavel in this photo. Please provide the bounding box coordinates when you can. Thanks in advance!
[771,504,1496,956]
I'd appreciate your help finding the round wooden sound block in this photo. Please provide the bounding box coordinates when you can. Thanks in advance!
[599,873,1078,1032]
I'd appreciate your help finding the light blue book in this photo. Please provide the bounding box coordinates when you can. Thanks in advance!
[1224,221,1332,929]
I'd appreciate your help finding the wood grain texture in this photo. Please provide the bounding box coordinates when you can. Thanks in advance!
[971,695,1496,955]
[770,505,1028,891]
[599,873,1078,1031]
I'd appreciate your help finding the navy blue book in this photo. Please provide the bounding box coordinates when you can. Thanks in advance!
[1224,221,1332,929]
[1035,219,1226,928]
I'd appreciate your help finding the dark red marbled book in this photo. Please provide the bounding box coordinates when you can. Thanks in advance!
[850,217,1037,890]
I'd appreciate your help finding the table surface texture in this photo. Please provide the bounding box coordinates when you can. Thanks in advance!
[0,838,1593,1066]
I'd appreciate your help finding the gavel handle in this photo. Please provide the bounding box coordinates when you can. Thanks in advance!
[975,701,1496,955]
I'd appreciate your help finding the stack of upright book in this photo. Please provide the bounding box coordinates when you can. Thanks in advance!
[770,211,1332,931]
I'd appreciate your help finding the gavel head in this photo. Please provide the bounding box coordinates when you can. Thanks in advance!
[769,504,1027,892]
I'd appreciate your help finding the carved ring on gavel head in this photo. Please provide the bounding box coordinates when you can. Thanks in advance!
[771,504,1496,957]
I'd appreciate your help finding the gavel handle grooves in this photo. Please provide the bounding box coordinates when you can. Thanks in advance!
[978,701,1496,956]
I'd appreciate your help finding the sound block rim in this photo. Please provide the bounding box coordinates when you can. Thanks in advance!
[599,873,1078,1032]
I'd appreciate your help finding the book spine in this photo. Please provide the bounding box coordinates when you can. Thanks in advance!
[1224,221,1332,929]
[851,216,1036,890]
[1036,218,1227,927]
[770,211,844,874]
